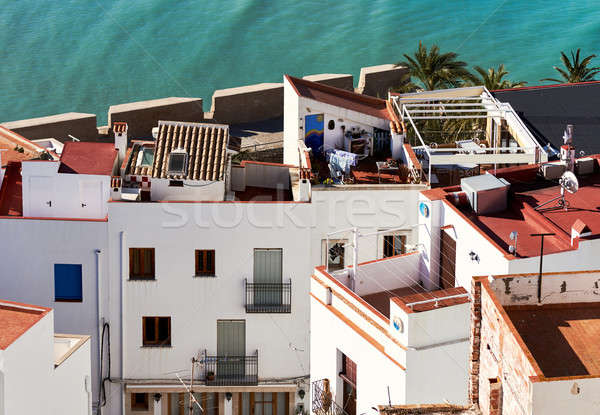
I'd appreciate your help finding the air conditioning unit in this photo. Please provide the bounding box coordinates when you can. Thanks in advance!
[541,163,566,180]
[461,174,510,215]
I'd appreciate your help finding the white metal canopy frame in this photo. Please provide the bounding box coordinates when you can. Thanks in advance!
[390,86,547,183]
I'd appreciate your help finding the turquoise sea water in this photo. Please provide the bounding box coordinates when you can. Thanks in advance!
[1,0,599,125]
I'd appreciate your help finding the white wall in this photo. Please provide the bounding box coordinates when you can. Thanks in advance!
[1,311,54,415]
[531,377,600,414]
[310,295,406,414]
[283,78,301,166]
[21,161,110,219]
[149,178,225,201]
[0,218,109,413]
[53,338,93,415]
[108,201,313,382]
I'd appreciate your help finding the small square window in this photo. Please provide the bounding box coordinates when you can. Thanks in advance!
[167,150,188,176]
[129,248,155,280]
[383,234,406,258]
[143,316,171,347]
[195,250,215,276]
[131,393,149,411]
[54,264,83,302]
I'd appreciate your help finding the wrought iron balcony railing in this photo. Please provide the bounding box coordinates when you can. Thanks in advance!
[312,379,348,415]
[203,350,258,386]
[245,279,291,313]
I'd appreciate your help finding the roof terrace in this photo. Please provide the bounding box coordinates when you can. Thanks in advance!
[482,270,600,379]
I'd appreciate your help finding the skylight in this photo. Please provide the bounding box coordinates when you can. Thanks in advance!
[167,150,188,176]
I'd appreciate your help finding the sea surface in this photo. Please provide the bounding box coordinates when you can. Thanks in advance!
[1,0,599,125]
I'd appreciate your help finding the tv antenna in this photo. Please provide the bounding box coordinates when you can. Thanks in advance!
[508,231,518,256]
[535,171,579,211]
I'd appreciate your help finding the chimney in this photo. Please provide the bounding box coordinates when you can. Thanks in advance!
[113,122,128,163]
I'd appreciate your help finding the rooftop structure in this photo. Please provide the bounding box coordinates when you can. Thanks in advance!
[379,404,480,415]
[390,86,548,185]
[311,244,471,413]
[58,141,118,175]
[0,126,51,167]
[283,75,425,187]
[471,270,600,414]
[0,299,91,415]
[493,81,600,157]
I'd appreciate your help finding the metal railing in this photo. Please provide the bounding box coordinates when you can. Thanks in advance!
[245,279,291,313]
[312,379,348,415]
[204,350,258,386]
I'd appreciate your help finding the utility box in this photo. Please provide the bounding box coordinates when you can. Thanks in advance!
[541,162,566,180]
[461,174,510,215]
[575,157,595,176]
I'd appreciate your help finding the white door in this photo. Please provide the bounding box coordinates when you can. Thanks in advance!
[29,176,54,217]
[79,181,103,218]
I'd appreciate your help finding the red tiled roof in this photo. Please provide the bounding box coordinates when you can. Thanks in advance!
[285,75,392,120]
[0,299,51,350]
[0,126,46,167]
[0,161,23,216]
[58,142,117,175]
[393,287,469,312]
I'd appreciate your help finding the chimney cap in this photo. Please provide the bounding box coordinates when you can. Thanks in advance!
[113,122,128,133]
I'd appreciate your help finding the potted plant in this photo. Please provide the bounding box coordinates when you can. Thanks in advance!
[206,371,215,381]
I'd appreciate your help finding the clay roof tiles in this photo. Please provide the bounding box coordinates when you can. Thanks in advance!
[151,121,229,181]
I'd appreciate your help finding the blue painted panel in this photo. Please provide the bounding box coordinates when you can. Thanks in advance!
[305,114,324,156]
[54,264,83,301]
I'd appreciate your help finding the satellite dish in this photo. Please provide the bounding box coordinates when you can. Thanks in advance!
[560,171,579,194]
[536,171,578,211]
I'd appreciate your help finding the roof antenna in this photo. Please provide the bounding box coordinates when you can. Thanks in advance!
[68,134,80,142]
[534,170,579,211]
[508,231,518,256]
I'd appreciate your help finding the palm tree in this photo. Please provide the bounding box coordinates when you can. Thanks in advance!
[472,64,527,90]
[396,42,476,91]
[541,48,600,83]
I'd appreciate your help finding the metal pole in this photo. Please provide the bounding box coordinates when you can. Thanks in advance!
[189,357,195,415]
[531,233,555,303]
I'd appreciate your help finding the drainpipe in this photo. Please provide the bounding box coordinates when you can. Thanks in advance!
[351,228,358,291]
[95,249,103,414]
[120,231,126,415]
[86,375,92,415]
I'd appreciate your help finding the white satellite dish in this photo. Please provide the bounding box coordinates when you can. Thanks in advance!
[535,170,579,211]
[560,171,579,194]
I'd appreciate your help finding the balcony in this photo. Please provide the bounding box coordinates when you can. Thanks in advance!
[245,279,292,313]
[204,351,258,386]
[312,379,348,415]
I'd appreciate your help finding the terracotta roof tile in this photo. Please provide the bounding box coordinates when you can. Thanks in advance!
[152,121,229,181]
[285,75,392,120]
[0,299,51,350]
[58,142,117,175]
[0,126,46,166]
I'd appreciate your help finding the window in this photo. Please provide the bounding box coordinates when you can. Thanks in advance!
[322,239,346,271]
[142,316,171,346]
[167,150,188,175]
[195,250,215,276]
[131,393,149,411]
[129,248,155,279]
[54,264,83,302]
[383,234,407,258]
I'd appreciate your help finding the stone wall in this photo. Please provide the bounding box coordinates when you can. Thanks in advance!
[209,83,283,125]
[1,112,98,142]
[108,97,204,139]
[356,64,409,98]
[302,73,353,90]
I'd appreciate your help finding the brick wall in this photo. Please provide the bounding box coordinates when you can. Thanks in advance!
[472,280,539,415]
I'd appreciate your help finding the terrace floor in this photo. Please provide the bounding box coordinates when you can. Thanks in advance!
[311,156,410,185]
[361,285,426,318]
[506,303,600,377]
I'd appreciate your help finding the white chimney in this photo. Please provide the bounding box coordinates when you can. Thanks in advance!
[391,131,404,160]
[113,122,128,163]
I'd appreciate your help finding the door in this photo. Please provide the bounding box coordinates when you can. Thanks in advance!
[217,320,246,378]
[253,249,283,306]
[29,176,54,217]
[305,114,324,156]
[79,180,103,218]
[440,229,456,288]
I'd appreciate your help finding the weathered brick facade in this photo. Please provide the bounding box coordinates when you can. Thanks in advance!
[470,278,539,415]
